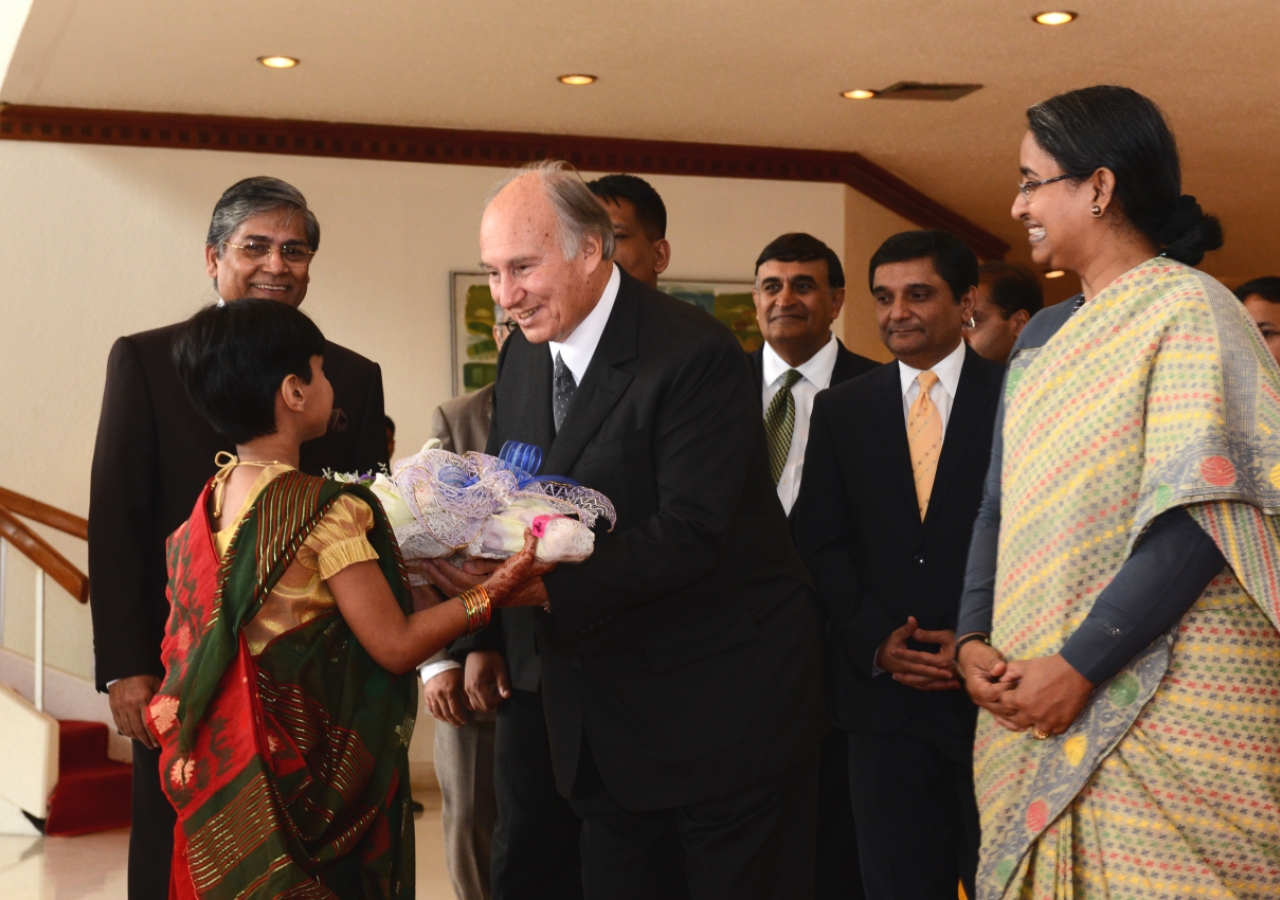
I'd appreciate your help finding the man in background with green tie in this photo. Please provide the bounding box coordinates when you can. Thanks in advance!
[749,232,878,900]
[793,230,999,900]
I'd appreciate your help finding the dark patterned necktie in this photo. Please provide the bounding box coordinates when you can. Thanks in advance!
[764,369,803,484]
[553,352,577,432]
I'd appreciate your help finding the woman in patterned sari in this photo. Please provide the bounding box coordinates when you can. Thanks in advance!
[147,298,552,900]
[956,85,1280,899]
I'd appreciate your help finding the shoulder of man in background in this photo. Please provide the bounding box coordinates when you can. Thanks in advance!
[430,382,495,456]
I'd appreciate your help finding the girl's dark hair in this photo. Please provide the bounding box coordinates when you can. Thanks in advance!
[1027,85,1223,266]
[173,299,326,445]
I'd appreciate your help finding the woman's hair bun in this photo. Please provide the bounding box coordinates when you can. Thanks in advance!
[1160,195,1223,267]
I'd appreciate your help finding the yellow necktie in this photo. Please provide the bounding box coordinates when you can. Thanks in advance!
[908,371,942,519]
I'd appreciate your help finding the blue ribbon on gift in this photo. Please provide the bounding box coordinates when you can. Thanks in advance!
[499,440,579,488]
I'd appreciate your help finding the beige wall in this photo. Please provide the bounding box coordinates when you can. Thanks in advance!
[840,187,918,362]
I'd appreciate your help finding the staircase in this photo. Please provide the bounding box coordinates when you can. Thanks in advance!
[0,486,132,836]
[44,720,132,835]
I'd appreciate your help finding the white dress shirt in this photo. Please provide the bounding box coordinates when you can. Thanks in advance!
[897,339,966,433]
[761,334,840,515]
[420,652,460,685]
[548,263,621,388]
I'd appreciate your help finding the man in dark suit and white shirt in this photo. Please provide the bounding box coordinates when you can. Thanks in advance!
[750,233,879,516]
[88,177,388,900]
[749,233,878,900]
[428,160,827,900]
[795,230,1000,900]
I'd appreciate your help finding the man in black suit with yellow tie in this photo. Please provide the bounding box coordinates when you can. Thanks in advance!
[429,160,827,900]
[747,232,878,900]
[795,230,1000,900]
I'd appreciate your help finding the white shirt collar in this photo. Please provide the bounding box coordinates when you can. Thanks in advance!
[898,338,967,400]
[762,333,840,391]
[549,263,621,384]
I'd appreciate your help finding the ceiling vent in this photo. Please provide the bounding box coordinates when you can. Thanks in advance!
[877,81,983,102]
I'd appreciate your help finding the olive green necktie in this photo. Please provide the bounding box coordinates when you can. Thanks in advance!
[765,369,803,484]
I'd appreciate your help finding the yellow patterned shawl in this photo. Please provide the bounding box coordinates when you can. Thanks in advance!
[976,259,1280,899]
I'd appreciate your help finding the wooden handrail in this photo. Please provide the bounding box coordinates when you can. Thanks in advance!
[0,487,88,540]
[0,504,89,602]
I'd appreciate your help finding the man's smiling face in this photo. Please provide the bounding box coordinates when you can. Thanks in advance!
[205,208,313,308]
[753,258,844,365]
[480,175,607,345]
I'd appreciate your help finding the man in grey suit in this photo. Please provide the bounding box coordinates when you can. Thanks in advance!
[420,304,513,900]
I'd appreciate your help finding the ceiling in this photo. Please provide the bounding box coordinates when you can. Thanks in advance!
[4,0,1277,287]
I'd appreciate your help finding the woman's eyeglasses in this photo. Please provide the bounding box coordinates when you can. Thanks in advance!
[1017,172,1091,199]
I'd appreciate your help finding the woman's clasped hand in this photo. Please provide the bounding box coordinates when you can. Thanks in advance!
[957,641,1094,737]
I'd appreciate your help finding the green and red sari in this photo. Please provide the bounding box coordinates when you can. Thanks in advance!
[146,470,418,900]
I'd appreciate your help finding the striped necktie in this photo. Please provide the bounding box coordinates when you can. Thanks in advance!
[765,369,803,484]
[908,370,942,519]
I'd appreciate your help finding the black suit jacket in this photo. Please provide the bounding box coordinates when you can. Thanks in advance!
[88,320,388,691]
[484,268,826,810]
[794,345,1001,737]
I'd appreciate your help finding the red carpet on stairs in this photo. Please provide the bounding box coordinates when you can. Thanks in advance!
[44,720,132,836]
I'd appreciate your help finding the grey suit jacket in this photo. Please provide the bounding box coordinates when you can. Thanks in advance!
[430,383,493,455]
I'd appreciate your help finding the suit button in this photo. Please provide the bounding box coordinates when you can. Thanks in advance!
[571,657,582,668]
[913,554,925,566]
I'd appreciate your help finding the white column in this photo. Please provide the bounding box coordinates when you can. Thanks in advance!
[0,538,7,644]
[33,569,44,713]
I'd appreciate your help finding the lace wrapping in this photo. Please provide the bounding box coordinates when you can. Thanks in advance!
[383,441,616,562]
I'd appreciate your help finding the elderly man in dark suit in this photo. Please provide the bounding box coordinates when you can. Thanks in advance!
[88,176,387,900]
[748,232,878,900]
[795,230,1000,900]
[428,160,827,900]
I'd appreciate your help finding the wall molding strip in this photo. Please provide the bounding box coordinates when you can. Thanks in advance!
[0,104,1008,259]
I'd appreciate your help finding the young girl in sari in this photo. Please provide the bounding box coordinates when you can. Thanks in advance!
[147,298,550,900]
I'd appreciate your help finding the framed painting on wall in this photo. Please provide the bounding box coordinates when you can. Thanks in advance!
[656,280,761,354]
[450,272,760,396]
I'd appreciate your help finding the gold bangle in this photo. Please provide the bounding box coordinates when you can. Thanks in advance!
[459,586,492,635]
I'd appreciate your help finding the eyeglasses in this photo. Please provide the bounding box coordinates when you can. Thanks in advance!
[498,320,520,334]
[1016,172,1091,199]
[223,241,316,266]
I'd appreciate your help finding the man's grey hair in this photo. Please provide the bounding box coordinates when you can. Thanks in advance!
[206,176,321,255]
[487,160,616,261]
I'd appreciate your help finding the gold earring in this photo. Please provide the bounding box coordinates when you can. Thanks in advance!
[1091,205,1103,217]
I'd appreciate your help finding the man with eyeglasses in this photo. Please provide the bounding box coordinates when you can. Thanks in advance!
[88,176,388,900]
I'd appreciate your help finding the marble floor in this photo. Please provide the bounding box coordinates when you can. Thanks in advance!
[0,791,456,900]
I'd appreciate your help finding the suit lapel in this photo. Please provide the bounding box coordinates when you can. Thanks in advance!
[921,346,990,532]
[876,362,922,518]
[493,337,555,457]
[543,274,639,475]
[831,341,858,386]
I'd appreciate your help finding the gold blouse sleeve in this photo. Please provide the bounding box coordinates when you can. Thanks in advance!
[297,493,381,581]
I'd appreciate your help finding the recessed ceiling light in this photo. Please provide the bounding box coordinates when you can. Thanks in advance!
[840,89,877,100]
[558,74,598,86]
[258,56,299,68]
[1033,11,1077,25]
[1044,270,1066,279]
